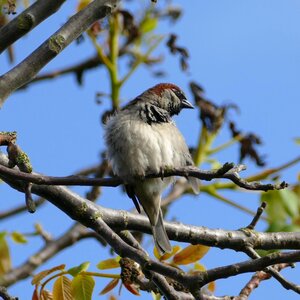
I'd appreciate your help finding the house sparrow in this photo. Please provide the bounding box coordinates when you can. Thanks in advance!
[105,83,199,254]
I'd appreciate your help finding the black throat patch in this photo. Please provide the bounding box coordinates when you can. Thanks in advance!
[140,104,171,125]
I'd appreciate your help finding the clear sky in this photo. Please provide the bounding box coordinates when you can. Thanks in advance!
[0,1,300,299]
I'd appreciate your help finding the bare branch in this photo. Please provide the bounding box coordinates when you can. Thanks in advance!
[19,43,131,89]
[0,0,119,106]
[0,154,298,252]
[0,153,300,297]
[0,0,66,53]
[244,247,300,294]
[0,163,102,221]
[0,286,17,300]
[0,162,287,192]
[246,202,267,229]
[0,198,45,220]
[195,251,300,288]
[234,264,292,300]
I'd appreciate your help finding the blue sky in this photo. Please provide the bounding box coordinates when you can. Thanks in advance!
[0,0,300,299]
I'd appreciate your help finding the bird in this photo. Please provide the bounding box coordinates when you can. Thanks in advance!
[105,83,199,254]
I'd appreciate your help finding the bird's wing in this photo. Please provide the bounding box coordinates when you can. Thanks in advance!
[125,184,141,213]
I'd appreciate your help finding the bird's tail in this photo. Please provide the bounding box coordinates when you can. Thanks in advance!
[152,209,172,255]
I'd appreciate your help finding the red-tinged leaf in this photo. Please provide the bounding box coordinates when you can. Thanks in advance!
[208,281,216,293]
[0,232,11,275]
[109,296,117,300]
[154,245,181,261]
[71,274,95,300]
[123,283,140,296]
[68,262,90,277]
[97,258,120,270]
[41,289,53,300]
[53,276,73,300]
[99,278,119,295]
[173,244,210,265]
[32,286,39,300]
[31,264,66,285]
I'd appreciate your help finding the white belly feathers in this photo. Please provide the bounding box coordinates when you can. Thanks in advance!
[105,113,188,180]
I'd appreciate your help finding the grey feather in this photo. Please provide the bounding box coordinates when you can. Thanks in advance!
[105,83,198,254]
[152,210,172,254]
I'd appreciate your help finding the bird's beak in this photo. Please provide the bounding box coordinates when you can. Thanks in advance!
[181,99,194,109]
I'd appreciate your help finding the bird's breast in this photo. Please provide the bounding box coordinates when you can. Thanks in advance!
[105,114,190,179]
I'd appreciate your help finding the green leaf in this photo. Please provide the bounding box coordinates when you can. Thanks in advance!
[151,291,162,300]
[0,232,11,275]
[11,231,28,244]
[67,262,90,277]
[262,190,299,224]
[140,17,158,33]
[294,137,300,145]
[96,257,120,270]
[53,275,73,300]
[281,224,300,232]
[279,189,299,218]
[261,191,287,223]
[266,222,287,233]
[71,274,95,300]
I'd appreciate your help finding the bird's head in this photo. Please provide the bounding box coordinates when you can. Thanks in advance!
[143,83,194,116]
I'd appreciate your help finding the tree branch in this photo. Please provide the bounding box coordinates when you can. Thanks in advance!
[0,162,287,192]
[234,263,292,300]
[0,286,17,300]
[0,0,119,106]
[21,54,102,87]
[244,247,300,294]
[0,153,300,297]
[0,197,45,221]
[0,0,66,54]
[196,251,300,288]
[0,153,298,252]
[0,163,102,221]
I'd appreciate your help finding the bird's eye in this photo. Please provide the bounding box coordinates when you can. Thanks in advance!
[172,89,186,101]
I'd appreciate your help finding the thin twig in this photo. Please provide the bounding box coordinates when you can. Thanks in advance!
[244,247,300,294]
[214,155,300,190]
[194,250,300,288]
[0,198,45,220]
[246,202,267,229]
[234,263,292,300]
